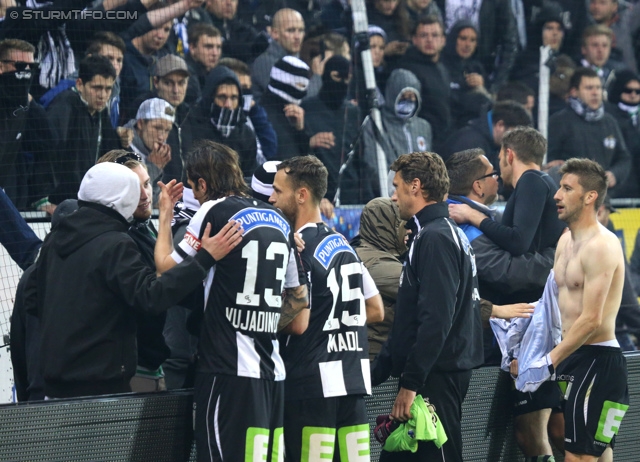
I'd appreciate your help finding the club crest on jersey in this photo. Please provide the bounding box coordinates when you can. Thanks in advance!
[229,207,290,238]
[314,235,357,269]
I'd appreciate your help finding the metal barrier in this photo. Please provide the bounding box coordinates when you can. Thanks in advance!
[1,353,639,461]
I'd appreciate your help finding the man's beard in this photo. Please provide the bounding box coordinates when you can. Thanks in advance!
[560,199,584,224]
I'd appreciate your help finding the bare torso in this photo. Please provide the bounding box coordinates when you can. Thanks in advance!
[553,224,624,344]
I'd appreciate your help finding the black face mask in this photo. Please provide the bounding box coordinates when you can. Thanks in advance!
[319,79,348,111]
[0,70,32,111]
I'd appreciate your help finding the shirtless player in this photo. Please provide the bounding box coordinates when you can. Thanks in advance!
[544,158,629,462]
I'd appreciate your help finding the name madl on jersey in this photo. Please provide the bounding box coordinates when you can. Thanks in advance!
[327,331,363,353]
[226,307,281,333]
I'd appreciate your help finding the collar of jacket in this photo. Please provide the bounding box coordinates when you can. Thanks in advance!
[448,194,496,219]
[405,45,440,65]
[267,40,288,59]
[409,201,448,233]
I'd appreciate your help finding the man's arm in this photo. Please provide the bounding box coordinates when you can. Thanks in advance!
[278,285,309,334]
[606,124,631,188]
[546,113,568,163]
[473,235,556,293]
[155,182,243,274]
[549,237,621,367]
[365,294,384,323]
[154,180,182,274]
[362,264,383,323]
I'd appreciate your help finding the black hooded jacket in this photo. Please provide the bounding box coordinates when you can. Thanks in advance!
[27,202,215,398]
[191,66,257,177]
[442,20,492,129]
[436,0,518,89]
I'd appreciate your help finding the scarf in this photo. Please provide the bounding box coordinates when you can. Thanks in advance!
[210,104,244,138]
[618,102,639,127]
[568,96,604,122]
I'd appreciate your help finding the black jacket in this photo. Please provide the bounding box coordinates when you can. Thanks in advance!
[376,202,483,390]
[128,221,171,371]
[206,11,263,63]
[301,96,361,204]
[436,0,518,90]
[548,107,631,192]
[605,102,640,198]
[261,91,310,160]
[392,46,452,150]
[28,202,215,398]
[47,89,121,205]
[10,265,44,402]
[441,108,498,167]
[191,66,257,177]
[442,21,492,130]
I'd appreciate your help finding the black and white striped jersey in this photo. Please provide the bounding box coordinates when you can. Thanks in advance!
[282,222,379,400]
[171,196,306,381]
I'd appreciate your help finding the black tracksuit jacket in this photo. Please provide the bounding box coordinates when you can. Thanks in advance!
[382,202,484,391]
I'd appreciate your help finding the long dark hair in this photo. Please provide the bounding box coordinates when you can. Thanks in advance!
[185,140,250,201]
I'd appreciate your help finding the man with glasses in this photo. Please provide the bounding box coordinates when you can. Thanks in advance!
[392,15,451,151]
[449,127,566,462]
[445,148,557,354]
[191,64,258,177]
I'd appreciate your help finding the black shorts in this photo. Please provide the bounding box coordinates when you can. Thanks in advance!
[283,395,369,461]
[556,345,629,457]
[512,376,563,417]
[194,373,284,462]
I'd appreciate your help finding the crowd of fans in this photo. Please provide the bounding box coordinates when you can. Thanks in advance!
[2,0,640,459]
[0,0,639,210]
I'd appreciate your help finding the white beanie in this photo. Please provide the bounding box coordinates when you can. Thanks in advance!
[78,163,140,221]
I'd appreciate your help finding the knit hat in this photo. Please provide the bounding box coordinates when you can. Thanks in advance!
[607,70,640,105]
[268,56,310,105]
[78,163,140,221]
[535,2,564,29]
[251,161,281,202]
[136,98,176,123]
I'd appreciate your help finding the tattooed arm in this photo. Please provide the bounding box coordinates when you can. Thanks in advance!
[278,285,309,335]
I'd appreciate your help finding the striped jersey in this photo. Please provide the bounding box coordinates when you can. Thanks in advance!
[282,223,379,400]
[171,196,306,381]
